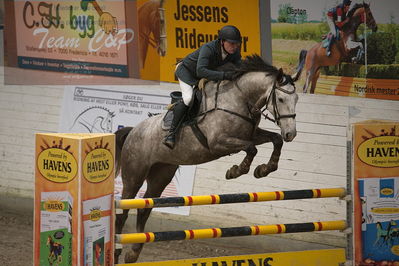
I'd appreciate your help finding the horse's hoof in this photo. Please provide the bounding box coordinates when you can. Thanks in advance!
[114,249,122,264]
[226,165,239,180]
[254,165,265,178]
[125,250,140,263]
[254,164,277,178]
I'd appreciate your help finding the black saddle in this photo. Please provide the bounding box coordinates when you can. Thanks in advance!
[162,89,203,130]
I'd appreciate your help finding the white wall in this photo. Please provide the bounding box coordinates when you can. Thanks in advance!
[1,66,398,248]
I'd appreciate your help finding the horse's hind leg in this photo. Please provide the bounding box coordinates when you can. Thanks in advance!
[310,68,320,94]
[303,67,315,93]
[115,165,148,264]
[124,163,178,263]
[226,145,258,179]
[252,128,283,178]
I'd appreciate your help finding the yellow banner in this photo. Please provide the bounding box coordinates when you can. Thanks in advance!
[140,0,262,82]
[118,249,346,266]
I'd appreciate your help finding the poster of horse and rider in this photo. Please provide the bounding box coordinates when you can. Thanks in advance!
[270,0,399,100]
[6,0,399,99]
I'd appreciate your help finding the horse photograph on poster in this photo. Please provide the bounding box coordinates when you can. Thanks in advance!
[271,0,399,99]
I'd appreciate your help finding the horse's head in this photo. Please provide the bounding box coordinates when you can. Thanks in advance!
[351,3,378,32]
[363,3,378,32]
[138,0,167,68]
[101,111,115,133]
[233,55,298,142]
[264,68,298,142]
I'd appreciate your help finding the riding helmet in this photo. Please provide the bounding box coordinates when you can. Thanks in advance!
[218,25,242,43]
[343,0,351,6]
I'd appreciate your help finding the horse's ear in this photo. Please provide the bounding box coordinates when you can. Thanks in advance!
[277,68,284,83]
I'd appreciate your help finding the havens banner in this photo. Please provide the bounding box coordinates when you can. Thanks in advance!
[352,120,399,264]
[140,0,262,82]
[14,0,136,77]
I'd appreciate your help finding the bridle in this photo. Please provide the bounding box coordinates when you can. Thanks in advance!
[260,75,297,125]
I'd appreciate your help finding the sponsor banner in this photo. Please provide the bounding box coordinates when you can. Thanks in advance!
[14,0,136,77]
[34,133,115,266]
[316,75,399,100]
[119,249,346,266]
[59,86,196,215]
[140,0,262,82]
[271,0,399,100]
[352,120,399,264]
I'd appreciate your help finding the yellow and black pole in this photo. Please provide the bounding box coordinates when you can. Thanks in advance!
[115,187,346,209]
[115,220,347,245]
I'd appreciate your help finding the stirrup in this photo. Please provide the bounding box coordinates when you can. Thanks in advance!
[162,134,175,149]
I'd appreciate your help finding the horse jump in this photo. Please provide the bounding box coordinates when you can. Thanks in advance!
[114,187,348,262]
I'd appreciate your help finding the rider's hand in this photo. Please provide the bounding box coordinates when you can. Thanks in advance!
[224,71,235,80]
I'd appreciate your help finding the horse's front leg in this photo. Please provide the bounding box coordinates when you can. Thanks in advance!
[209,135,255,180]
[346,38,364,63]
[252,128,283,178]
[226,145,257,179]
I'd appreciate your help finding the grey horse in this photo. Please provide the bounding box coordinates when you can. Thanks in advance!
[115,55,301,263]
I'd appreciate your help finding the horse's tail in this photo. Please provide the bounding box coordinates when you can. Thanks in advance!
[299,50,307,70]
[114,127,133,177]
[292,49,307,81]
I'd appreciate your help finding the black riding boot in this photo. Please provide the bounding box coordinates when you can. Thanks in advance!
[163,102,188,149]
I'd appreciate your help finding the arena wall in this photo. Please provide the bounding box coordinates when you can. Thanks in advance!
[1,66,398,248]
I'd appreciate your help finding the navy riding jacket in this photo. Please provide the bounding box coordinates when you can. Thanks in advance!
[175,39,241,86]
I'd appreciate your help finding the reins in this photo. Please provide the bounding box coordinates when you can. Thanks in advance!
[198,81,256,126]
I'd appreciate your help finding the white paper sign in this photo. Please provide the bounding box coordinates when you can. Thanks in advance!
[59,86,196,215]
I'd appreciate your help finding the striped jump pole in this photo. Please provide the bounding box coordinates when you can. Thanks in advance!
[115,220,347,245]
[115,187,346,209]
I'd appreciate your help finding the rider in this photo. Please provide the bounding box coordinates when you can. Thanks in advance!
[162,25,242,149]
[326,0,352,56]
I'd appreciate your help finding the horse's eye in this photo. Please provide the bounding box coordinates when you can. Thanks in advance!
[278,98,284,103]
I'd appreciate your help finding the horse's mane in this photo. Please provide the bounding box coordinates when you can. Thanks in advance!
[230,54,278,80]
[80,105,114,116]
[347,3,368,18]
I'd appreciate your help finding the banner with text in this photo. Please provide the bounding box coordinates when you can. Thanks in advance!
[14,0,136,77]
[352,120,399,264]
[140,0,262,82]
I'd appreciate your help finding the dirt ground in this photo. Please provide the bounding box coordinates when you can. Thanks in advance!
[0,209,263,266]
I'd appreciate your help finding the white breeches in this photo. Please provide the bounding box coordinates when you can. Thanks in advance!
[327,17,336,36]
[178,78,194,106]
[175,63,194,106]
